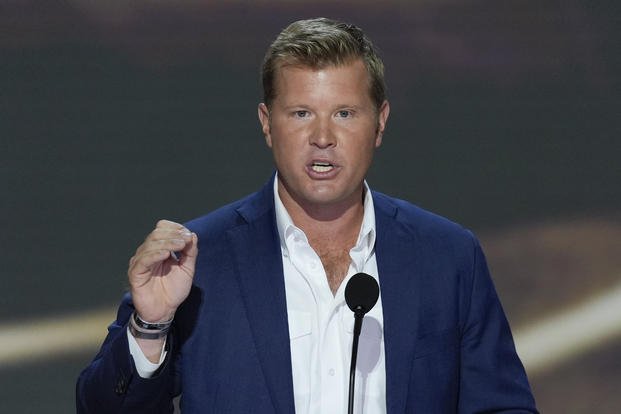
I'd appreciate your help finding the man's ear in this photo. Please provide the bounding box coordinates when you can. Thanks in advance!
[375,100,390,148]
[258,103,272,148]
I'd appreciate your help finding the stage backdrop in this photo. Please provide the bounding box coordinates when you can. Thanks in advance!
[2,1,620,412]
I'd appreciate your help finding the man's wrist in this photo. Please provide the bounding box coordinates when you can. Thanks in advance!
[128,311,173,340]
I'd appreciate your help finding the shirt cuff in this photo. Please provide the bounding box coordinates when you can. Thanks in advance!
[127,327,168,378]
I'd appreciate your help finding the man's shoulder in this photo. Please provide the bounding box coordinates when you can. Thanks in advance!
[184,197,245,234]
[184,181,274,237]
[372,191,475,246]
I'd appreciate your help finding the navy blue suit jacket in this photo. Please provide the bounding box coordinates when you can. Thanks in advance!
[77,178,537,413]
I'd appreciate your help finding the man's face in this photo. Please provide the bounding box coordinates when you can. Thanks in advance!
[258,59,389,214]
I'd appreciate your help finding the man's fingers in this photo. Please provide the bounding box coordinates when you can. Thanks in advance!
[130,233,198,272]
[129,249,172,276]
[155,219,187,230]
[147,228,192,244]
[180,233,199,261]
[134,237,187,258]
[135,226,193,256]
[129,221,198,278]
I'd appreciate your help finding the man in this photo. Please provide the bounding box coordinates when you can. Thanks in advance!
[77,18,537,413]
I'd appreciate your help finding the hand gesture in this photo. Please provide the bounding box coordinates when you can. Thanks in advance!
[128,220,198,323]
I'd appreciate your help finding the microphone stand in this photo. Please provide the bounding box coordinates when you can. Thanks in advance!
[344,273,379,414]
[348,308,364,414]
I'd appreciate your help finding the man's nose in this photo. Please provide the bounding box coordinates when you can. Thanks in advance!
[309,117,336,148]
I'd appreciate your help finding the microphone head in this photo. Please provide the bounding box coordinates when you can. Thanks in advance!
[345,273,380,315]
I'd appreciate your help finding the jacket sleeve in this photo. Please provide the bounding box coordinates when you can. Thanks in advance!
[76,294,179,414]
[458,235,538,413]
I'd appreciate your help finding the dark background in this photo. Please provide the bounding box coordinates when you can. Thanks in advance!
[2,0,620,412]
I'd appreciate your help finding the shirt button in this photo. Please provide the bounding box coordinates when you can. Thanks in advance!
[310,261,317,270]
[328,368,335,376]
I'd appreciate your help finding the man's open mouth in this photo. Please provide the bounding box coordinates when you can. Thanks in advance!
[310,162,334,173]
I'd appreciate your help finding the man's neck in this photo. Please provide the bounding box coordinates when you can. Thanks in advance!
[276,178,367,294]
[277,180,365,245]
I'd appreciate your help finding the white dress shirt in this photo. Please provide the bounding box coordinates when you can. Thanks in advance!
[129,176,387,413]
[274,176,386,414]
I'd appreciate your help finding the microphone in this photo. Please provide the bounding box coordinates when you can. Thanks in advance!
[344,273,380,414]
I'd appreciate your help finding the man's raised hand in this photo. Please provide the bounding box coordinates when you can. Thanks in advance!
[128,220,198,324]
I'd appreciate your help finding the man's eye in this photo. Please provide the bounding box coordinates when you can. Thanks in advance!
[337,110,351,118]
[295,110,309,118]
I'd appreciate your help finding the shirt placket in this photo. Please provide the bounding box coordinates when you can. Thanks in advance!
[289,232,342,412]
[286,225,375,414]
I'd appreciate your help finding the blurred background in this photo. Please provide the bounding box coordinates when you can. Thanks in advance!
[2,0,620,412]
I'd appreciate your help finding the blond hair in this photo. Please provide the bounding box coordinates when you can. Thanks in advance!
[261,18,386,109]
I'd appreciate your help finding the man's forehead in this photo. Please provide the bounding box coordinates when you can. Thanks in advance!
[273,59,371,89]
[269,62,376,112]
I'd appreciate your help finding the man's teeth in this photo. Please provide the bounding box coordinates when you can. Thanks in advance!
[311,162,333,172]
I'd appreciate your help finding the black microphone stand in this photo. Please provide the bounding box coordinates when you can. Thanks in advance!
[345,273,379,414]
[348,308,365,414]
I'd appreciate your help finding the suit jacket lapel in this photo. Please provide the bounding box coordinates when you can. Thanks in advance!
[226,179,295,414]
[374,193,422,414]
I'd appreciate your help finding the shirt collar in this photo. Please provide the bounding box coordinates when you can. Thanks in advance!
[273,174,376,265]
